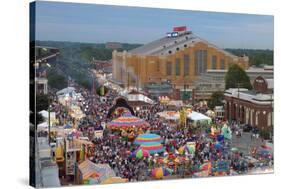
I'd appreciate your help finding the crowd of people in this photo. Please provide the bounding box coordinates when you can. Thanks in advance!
[48,79,273,182]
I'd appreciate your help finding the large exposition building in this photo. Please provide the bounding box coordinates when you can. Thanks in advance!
[112,26,249,92]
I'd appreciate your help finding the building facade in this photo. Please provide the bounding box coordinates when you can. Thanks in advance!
[224,76,273,131]
[35,46,59,94]
[112,27,249,91]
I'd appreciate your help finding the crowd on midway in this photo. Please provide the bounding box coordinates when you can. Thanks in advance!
[46,81,273,182]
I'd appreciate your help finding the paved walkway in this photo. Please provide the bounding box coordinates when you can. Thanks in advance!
[230,132,263,155]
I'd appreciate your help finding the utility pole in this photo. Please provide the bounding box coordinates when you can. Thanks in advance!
[236,83,243,128]
[270,93,273,140]
[48,102,51,145]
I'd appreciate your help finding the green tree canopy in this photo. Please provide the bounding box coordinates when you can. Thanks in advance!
[47,68,68,90]
[208,91,224,109]
[225,64,252,90]
[36,94,49,112]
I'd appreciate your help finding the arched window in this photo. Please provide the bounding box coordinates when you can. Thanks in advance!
[267,112,271,126]
[245,108,249,124]
[256,111,260,126]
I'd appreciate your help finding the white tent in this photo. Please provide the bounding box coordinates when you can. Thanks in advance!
[188,111,212,124]
[38,110,57,126]
[39,110,48,118]
[56,87,75,96]
[37,122,49,131]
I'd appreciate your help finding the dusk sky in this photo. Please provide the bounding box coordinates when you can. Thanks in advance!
[35,1,274,49]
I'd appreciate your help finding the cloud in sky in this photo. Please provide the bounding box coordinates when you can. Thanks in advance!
[35,1,274,49]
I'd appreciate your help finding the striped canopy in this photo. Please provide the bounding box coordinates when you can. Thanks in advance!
[107,112,149,130]
[134,133,162,145]
[140,142,164,154]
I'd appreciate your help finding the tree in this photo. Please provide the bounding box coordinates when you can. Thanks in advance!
[36,94,49,112]
[225,64,252,90]
[78,79,92,90]
[208,91,224,109]
[48,73,67,89]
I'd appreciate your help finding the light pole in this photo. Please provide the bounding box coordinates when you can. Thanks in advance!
[236,83,243,128]
[48,104,52,145]
[270,94,273,140]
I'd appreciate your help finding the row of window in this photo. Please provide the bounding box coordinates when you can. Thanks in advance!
[166,55,190,76]
[212,55,225,70]
[165,52,226,76]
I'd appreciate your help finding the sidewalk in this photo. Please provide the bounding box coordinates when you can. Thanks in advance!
[230,132,263,155]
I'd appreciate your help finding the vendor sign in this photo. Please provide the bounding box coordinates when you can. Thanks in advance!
[94,130,103,139]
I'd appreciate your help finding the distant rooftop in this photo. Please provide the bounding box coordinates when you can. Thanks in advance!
[129,27,239,58]
[225,88,273,105]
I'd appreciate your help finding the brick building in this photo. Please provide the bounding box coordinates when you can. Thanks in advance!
[224,76,273,131]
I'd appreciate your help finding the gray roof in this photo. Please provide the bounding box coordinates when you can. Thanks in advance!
[129,32,238,58]
[129,32,197,56]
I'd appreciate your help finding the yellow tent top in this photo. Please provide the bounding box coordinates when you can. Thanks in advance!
[101,177,128,184]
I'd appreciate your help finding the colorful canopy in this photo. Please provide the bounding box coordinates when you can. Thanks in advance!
[178,146,189,154]
[151,167,173,179]
[133,148,150,159]
[134,133,162,145]
[78,160,101,180]
[199,162,212,172]
[140,142,164,154]
[178,142,196,155]
[193,170,209,177]
[101,177,128,184]
[107,112,149,130]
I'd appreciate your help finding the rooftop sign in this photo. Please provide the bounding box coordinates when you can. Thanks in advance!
[173,26,187,31]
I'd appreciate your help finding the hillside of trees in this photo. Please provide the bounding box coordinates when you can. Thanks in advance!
[36,41,142,90]
[225,48,273,67]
